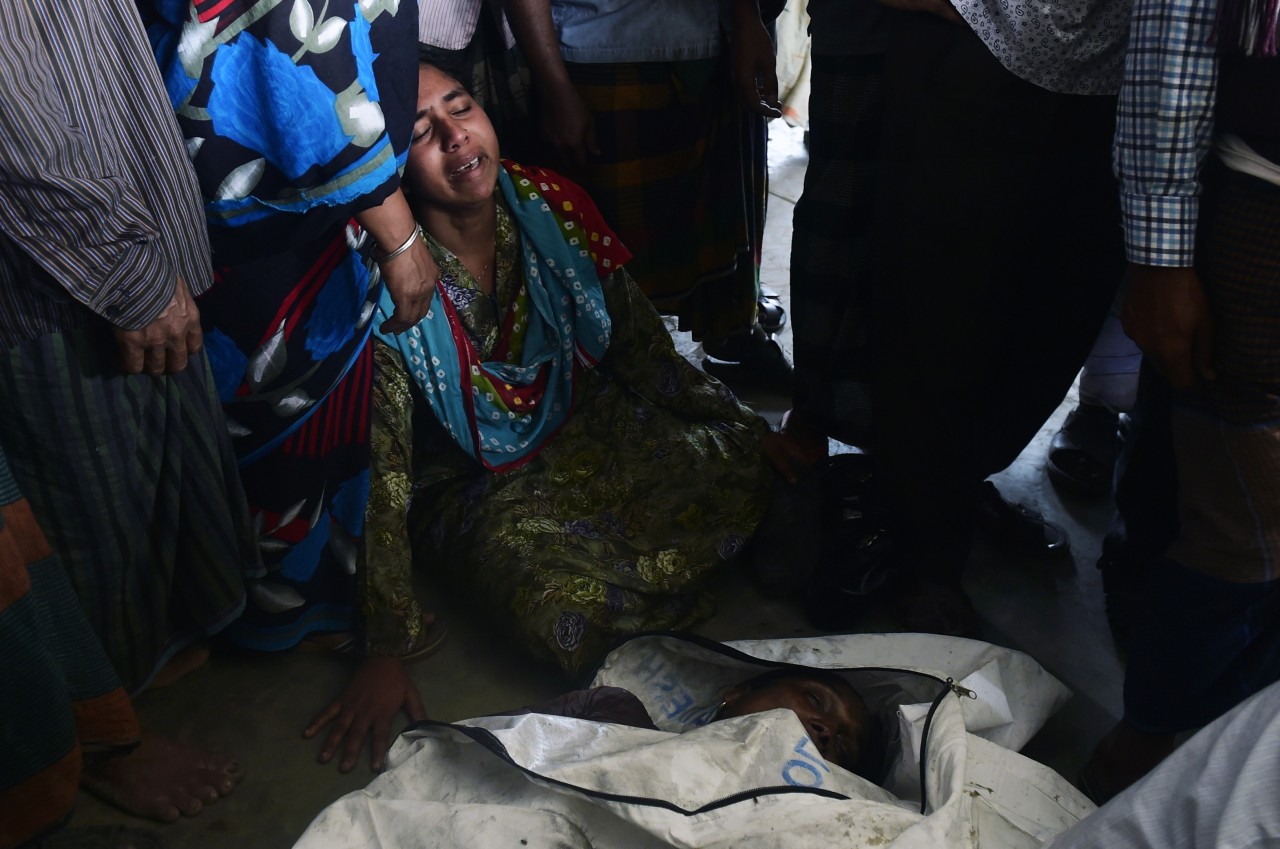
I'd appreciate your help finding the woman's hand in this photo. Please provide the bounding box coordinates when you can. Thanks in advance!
[355,190,439,334]
[379,237,438,334]
[303,656,427,773]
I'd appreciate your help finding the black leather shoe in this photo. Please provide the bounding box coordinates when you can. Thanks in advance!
[975,481,1070,553]
[702,324,793,392]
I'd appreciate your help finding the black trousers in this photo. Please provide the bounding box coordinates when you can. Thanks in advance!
[870,14,1124,583]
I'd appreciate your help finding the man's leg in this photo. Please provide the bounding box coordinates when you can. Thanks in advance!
[871,15,1120,630]
[1089,165,1280,798]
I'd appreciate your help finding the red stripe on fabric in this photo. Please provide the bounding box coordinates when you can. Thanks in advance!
[348,350,363,445]
[72,689,140,747]
[322,373,341,454]
[198,0,237,21]
[283,236,347,344]
[0,528,33,610]
[437,294,485,460]
[256,228,350,347]
[0,746,80,849]
[1,499,51,566]
[350,345,372,444]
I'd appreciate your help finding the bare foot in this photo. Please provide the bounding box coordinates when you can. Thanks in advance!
[81,732,243,822]
[147,643,210,689]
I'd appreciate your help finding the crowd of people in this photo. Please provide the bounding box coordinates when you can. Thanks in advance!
[0,0,1276,846]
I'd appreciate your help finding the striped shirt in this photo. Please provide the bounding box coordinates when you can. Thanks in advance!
[0,0,213,349]
[419,0,515,50]
[1113,0,1219,266]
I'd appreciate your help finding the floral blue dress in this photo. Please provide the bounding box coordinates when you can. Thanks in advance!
[142,0,418,649]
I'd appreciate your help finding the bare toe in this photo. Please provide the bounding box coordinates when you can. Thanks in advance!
[81,732,241,822]
[172,790,203,818]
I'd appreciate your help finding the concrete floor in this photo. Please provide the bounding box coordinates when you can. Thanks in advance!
[67,123,1125,848]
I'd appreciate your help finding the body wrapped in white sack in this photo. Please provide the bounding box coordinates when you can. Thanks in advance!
[294,633,1094,848]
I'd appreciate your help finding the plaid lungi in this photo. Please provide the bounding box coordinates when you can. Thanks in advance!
[1168,162,1280,583]
[1120,160,1280,737]
[559,57,763,341]
[0,327,252,692]
[788,52,885,447]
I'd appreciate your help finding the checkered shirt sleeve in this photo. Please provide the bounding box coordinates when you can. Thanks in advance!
[1114,0,1219,267]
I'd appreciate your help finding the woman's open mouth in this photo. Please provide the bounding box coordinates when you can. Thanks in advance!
[450,156,482,178]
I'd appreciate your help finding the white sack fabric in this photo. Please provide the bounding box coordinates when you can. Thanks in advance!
[294,633,1093,848]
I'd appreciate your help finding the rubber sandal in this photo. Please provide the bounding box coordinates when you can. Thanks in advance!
[400,615,449,662]
[976,481,1070,553]
[1047,403,1119,497]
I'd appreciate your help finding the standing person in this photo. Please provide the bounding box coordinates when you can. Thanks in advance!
[780,0,893,460]
[1082,0,1280,800]
[0,0,249,822]
[867,0,1129,634]
[141,0,442,773]
[0,446,244,846]
[504,0,792,387]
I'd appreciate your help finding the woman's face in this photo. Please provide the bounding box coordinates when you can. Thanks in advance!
[405,65,500,210]
[719,676,869,771]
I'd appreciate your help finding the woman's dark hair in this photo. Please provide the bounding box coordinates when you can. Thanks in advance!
[417,46,473,94]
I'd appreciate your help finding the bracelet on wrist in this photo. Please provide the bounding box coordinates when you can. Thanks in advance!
[376,225,423,265]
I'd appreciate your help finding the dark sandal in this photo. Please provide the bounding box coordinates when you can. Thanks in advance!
[1047,403,1120,497]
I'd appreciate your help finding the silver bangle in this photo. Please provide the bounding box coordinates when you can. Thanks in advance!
[376,225,422,265]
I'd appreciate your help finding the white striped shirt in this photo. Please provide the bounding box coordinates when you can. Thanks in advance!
[419,0,515,51]
[0,0,213,348]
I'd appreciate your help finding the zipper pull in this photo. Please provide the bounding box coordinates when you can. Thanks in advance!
[946,677,977,700]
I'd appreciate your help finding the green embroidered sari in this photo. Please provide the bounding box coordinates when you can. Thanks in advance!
[366,197,774,674]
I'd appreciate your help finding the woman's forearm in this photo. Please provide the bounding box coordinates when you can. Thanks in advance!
[354,189,418,256]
